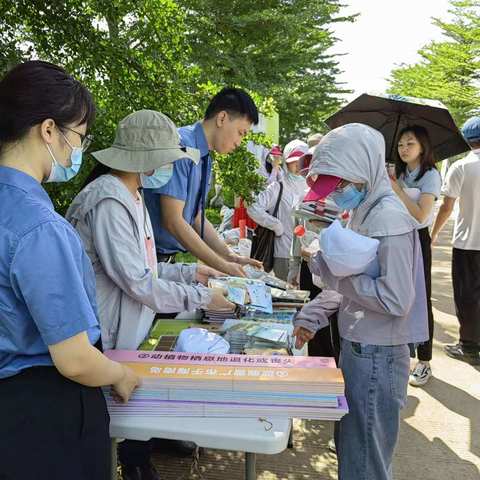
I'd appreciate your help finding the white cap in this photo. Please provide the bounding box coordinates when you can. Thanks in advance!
[283,139,309,163]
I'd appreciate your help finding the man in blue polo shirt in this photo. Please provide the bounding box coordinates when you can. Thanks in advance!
[144,87,262,276]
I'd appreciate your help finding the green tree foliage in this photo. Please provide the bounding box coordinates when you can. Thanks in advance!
[388,0,480,125]
[0,0,199,213]
[0,0,352,211]
[175,0,354,142]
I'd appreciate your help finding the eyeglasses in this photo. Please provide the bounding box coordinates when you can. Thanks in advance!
[61,126,94,152]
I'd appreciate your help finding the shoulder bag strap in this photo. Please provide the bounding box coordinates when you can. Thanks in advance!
[272,182,284,218]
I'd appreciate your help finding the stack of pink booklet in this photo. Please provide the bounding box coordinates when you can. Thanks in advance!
[104,350,348,420]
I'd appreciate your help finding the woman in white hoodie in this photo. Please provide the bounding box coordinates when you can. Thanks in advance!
[247,139,309,280]
[66,110,232,480]
[294,124,428,480]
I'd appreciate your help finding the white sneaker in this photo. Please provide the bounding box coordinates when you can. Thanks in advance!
[327,438,336,454]
[409,361,432,387]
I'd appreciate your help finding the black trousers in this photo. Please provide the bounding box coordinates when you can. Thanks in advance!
[417,227,434,361]
[0,366,110,480]
[300,260,341,364]
[452,248,480,348]
[118,439,153,468]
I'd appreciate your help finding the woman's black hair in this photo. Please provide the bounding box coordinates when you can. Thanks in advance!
[265,156,273,174]
[395,125,437,181]
[0,60,95,154]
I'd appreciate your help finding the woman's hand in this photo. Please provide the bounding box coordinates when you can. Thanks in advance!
[111,365,141,403]
[293,326,315,349]
[228,252,264,270]
[300,246,313,261]
[196,264,224,285]
[206,289,235,311]
[390,177,403,196]
[390,176,400,192]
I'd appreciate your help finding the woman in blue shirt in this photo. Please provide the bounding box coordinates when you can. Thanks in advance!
[390,125,442,387]
[0,61,139,480]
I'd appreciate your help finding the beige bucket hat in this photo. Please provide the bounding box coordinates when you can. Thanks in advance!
[92,109,200,172]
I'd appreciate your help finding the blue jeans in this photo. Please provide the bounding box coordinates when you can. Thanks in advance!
[335,339,410,480]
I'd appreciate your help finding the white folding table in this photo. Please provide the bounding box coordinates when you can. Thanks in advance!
[110,415,292,480]
[110,309,304,479]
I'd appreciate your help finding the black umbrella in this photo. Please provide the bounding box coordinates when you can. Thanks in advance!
[325,93,471,161]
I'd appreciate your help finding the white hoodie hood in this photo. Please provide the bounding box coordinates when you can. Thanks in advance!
[308,123,418,237]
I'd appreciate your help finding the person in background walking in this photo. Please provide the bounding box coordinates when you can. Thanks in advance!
[431,116,480,365]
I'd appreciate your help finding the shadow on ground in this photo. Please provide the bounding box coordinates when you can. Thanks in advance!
[151,420,338,480]
[149,220,480,480]
[395,396,480,480]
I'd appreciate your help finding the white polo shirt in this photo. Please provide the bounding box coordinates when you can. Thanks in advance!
[442,149,480,250]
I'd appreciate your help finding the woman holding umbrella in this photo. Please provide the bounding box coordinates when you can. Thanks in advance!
[324,94,471,389]
[390,125,441,387]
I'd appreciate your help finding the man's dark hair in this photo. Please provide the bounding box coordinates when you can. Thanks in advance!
[204,87,259,125]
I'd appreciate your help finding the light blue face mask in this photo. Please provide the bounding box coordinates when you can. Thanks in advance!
[141,164,174,189]
[45,133,83,183]
[330,183,366,210]
[286,171,303,181]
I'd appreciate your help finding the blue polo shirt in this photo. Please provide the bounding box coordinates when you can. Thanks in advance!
[144,121,212,254]
[0,166,100,379]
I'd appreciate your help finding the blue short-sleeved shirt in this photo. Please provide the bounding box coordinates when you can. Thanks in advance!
[399,166,442,229]
[0,166,100,379]
[144,122,212,254]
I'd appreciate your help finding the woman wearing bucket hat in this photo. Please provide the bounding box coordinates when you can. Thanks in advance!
[66,110,234,480]
[294,123,428,480]
[0,61,139,480]
[247,139,309,280]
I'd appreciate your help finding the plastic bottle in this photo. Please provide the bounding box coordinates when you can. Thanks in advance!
[238,238,252,257]
[239,219,246,239]
[294,225,320,254]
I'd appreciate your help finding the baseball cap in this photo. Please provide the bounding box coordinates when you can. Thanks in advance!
[269,145,282,156]
[304,174,342,201]
[283,139,309,163]
[462,116,480,143]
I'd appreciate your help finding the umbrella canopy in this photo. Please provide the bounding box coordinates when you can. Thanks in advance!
[325,93,471,162]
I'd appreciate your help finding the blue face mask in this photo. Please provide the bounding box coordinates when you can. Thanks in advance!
[45,134,83,183]
[330,183,366,210]
[141,164,174,189]
[286,171,302,181]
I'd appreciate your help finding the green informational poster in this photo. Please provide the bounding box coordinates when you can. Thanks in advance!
[253,111,279,143]
[264,112,279,144]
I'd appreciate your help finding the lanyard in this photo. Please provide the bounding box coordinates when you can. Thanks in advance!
[198,154,209,239]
